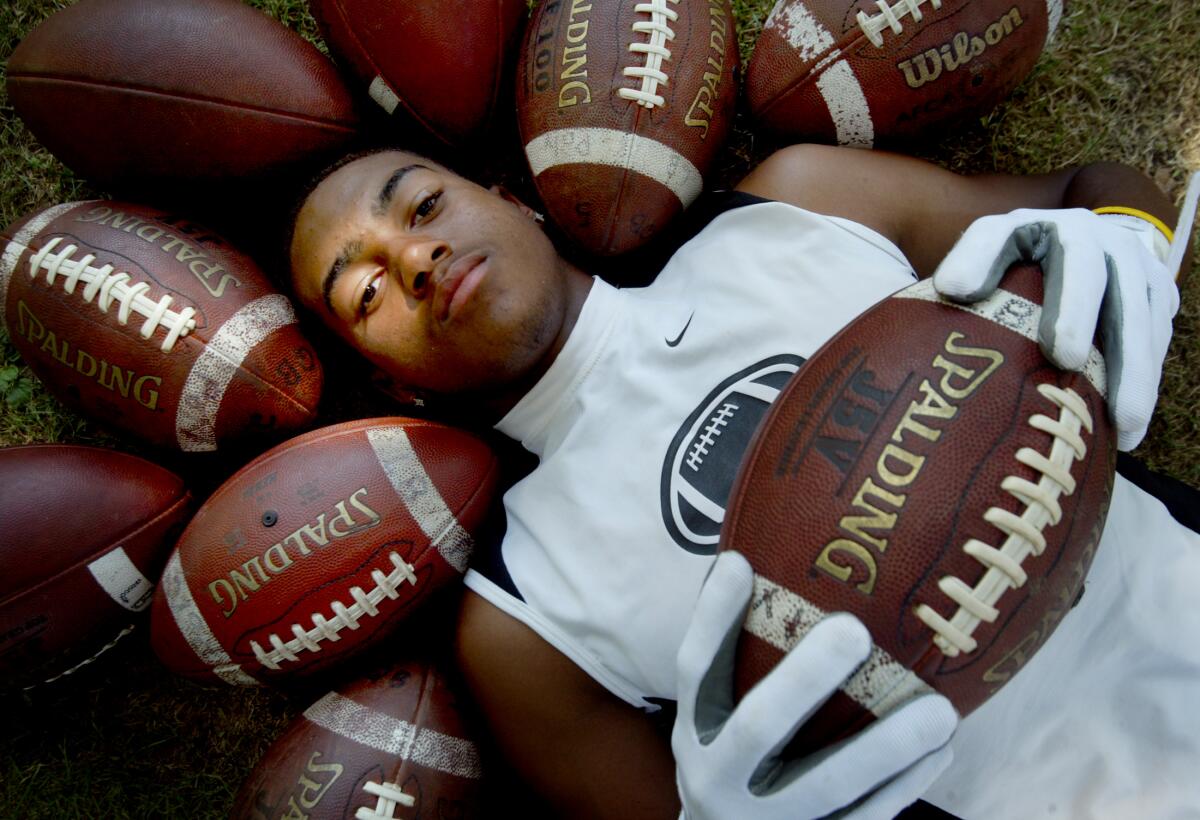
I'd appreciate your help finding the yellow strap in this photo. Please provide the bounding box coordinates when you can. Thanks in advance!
[1093,206,1175,243]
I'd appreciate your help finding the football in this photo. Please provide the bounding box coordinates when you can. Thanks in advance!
[517,0,740,255]
[1,200,324,453]
[0,444,192,691]
[231,657,483,819]
[721,264,1115,751]
[309,0,526,147]
[150,417,499,685]
[661,356,804,554]
[6,0,360,189]
[745,0,1061,146]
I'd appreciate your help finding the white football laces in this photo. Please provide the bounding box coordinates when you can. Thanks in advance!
[620,0,680,108]
[250,551,419,671]
[915,383,1092,656]
[27,236,197,352]
[857,0,944,48]
[355,780,416,820]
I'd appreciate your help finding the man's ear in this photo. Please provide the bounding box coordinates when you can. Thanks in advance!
[490,184,545,224]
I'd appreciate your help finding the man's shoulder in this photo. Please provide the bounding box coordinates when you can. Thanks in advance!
[604,191,776,287]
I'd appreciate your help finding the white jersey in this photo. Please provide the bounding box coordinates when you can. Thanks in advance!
[462,197,1200,817]
[465,198,917,704]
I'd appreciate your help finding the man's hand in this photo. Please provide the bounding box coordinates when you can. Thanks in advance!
[672,552,957,820]
[932,207,1179,451]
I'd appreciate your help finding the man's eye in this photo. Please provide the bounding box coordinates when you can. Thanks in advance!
[359,277,379,315]
[414,191,442,222]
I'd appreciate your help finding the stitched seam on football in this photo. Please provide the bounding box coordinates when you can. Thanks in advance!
[0,490,190,606]
[171,326,321,418]
[7,74,358,131]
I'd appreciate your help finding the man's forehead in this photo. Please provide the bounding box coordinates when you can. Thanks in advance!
[301,152,422,235]
[314,151,452,219]
[291,151,442,302]
[341,149,443,181]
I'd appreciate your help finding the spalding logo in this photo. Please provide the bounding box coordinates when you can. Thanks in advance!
[660,355,804,553]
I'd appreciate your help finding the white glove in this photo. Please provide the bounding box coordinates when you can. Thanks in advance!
[932,207,1179,451]
[672,552,958,820]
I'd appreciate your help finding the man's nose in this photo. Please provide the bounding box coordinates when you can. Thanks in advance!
[395,236,450,298]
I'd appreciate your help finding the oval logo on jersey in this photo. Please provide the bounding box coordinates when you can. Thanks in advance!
[660,354,804,554]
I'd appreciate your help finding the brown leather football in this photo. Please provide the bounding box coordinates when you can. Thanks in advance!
[1,201,323,452]
[0,444,192,691]
[150,418,498,686]
[309,0,526,147]
[517,0,740,255]
[6,0,360,189]
[720,264,1114,751]
[231,657,484,819]
[746,0,1062,146]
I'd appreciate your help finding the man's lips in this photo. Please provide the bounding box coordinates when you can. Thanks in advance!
[433,253,488,322]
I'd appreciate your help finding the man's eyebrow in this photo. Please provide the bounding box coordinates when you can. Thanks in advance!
[322,239,362,316]
[321,163,427,315]
[374,163,427,217]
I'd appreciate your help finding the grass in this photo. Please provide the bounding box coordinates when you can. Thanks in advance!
[1,0,1197,816]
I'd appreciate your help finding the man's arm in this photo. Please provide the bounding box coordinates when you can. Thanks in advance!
[455,589,681,819]
[736,144,1182,278]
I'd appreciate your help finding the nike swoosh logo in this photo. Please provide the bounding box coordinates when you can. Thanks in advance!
[666,312,695,347]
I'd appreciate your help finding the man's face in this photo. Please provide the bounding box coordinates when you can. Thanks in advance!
[290,150,571,395]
